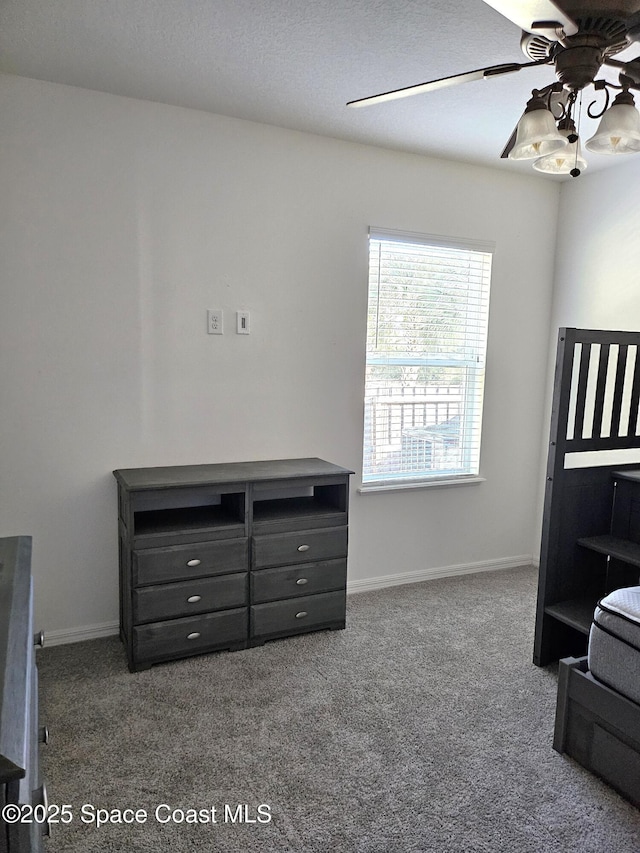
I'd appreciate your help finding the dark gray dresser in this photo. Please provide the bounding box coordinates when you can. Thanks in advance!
[114,458,352,671]
[0,536,47,853]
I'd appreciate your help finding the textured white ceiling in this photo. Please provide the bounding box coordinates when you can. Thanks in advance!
[1,0,639,178]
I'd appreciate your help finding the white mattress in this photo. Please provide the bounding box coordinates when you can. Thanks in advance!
[588,586,640,706]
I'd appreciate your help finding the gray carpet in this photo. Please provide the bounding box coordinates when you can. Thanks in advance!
[38,566,640,852]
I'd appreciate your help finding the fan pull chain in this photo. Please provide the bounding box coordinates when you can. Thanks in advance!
[571,92,583,178]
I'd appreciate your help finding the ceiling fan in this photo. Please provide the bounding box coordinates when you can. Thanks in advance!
[347,0,640,175]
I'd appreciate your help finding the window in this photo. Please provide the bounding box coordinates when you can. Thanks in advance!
[362,229,493,488]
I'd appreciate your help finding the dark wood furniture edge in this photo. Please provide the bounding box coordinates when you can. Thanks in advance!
[554,655,640,808]
[0,537,32,783]
[114,458,354,491]
[534,328,576,667]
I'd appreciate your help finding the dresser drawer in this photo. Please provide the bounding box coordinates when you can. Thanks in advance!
[251,559,346,604]
[252,526,347,569]
[133,573,248,624]
[251,590,346,640]
[134,538,248,585]
[133,608,247,664]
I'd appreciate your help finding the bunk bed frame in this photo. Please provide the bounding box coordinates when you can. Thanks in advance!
[535,327,640,667]
[537,328,640,807]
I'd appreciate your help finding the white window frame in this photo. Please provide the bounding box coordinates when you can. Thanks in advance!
[361,228,494,492]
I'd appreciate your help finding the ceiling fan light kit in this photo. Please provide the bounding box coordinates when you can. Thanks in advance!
[508,90,569,159]
[533,124,588,173]
[347,0,640,178]
[585,88,640,152]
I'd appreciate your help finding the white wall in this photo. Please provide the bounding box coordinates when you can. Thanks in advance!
[0,75,561,637]
[551,158,640,330]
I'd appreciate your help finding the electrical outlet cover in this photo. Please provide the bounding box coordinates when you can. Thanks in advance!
[207,309,223,334]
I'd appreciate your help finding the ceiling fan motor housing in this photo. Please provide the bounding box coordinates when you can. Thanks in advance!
[522,17,631,90]
[554,42,606,88]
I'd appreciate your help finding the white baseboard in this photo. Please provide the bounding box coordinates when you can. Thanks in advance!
[44,621,119,647]
[43,555,533,645]
[346,555,534,594]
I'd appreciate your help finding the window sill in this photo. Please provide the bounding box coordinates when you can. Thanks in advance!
[358,476,485,494]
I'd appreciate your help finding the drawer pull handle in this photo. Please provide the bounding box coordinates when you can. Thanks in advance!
[296,578,308,585]
[186,559,201,567]
[34,630,45,648]
[295,611,308,619]
[297,544,310,552]
[187,595,202,603]
[186,632,201,640]
[41,783,51,837]
[39,725,50,745]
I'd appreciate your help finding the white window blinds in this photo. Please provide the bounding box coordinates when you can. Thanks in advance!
[363,229,493,485]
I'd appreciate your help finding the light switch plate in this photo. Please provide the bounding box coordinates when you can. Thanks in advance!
[237,311,250,334]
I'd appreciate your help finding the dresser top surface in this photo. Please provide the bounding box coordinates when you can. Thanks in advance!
[113,458,353,491]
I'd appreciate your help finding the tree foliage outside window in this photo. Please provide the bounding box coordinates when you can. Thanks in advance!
[363,229,493,486]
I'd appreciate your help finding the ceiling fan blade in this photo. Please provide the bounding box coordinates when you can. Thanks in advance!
[347,60,546,108]
[628,22,640,43]
[501,124,519,158]
[482,0,578,40]
[605,57,640,87]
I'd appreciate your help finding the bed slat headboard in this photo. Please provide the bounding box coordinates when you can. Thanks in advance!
[558,329,640,454]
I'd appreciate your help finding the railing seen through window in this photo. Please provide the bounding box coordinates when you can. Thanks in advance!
[362,229,493,486]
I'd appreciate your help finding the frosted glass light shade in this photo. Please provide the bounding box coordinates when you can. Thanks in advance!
[585,102,640,154]
[533,129,587,175]
[509,107,568,160]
